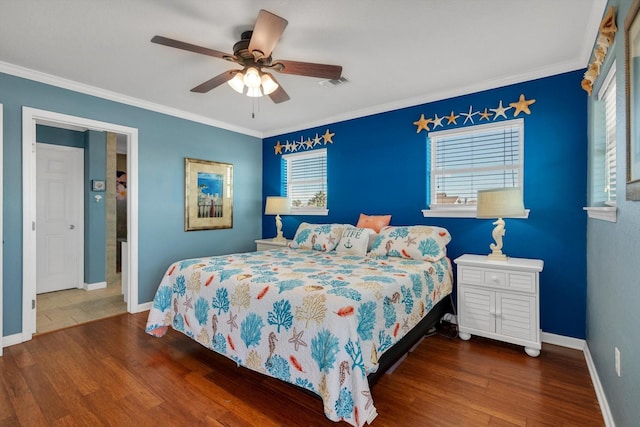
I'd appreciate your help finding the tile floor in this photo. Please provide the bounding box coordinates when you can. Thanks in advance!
[35,277,127,334]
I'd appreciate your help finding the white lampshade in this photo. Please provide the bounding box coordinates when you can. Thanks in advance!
[265,196,290,215]
[261,73,279,95]
[227,72,245,93]
[243,67,262,89]
[476,187,525,219]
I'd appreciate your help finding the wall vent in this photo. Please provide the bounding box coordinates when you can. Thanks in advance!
[318,77,349,88]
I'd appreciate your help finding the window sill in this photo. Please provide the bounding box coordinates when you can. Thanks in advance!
[422,207,530,219]
[583,206,617,223]
[290,208,329,216]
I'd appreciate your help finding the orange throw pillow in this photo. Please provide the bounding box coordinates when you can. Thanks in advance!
[356,213,391,233]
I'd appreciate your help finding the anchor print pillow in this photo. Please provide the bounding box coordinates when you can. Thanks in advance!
[288,222,344,251]
[335,226,372,256]
[369,225,451,262]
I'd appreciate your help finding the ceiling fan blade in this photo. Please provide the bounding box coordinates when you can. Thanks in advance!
[266,74,290,103]
[248,10,288,59]
[272,60,342,80]
[190,71,235,93]
[152,35,232,60]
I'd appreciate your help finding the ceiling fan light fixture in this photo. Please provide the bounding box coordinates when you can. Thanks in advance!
[261,73,278,95]
[243,67,262,88]
[228,72,245,93]
[246,86,263,98]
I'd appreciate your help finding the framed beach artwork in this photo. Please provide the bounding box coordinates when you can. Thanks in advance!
[184,158,233,231]
[626,0,640,200]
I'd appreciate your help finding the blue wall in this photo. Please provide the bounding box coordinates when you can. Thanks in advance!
[1,72,263,336]
[264,70,588,339]
[586,1,640,426]
[36,125,85,148]
[84,130,106,284]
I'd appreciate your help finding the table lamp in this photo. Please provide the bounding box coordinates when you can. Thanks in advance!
[476,187,525,261]
[264,196,290,242]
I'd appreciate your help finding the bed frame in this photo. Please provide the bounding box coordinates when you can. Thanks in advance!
[367,295,452,385]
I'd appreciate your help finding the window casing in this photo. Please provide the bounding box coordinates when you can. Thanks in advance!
[426,119,524,215]
[282,149,328,215]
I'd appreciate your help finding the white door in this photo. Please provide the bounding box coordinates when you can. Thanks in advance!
[36,143,84,294]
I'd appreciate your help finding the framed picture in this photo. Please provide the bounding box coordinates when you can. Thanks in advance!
[184,158,233,231]
[626,0,640,200]
[92,179,106,192]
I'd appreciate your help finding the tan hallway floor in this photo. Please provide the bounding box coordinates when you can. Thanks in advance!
[36,278,127,334]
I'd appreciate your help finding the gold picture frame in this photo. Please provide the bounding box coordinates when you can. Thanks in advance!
[184,158,233,231]
[626,0,640,200]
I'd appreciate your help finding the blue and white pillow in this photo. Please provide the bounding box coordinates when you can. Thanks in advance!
[370,225,451,261]
[288,223,344,252]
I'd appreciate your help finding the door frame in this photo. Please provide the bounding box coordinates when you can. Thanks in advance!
[22,107,139,340]
[1,103,4,355]
[35,143,84,294]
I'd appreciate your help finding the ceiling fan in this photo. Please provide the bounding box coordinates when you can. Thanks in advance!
[151,9,343,104]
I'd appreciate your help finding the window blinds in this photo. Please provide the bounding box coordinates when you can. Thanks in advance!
[603,77,617,203]
[429,119,523,206]
[282,149,327,209]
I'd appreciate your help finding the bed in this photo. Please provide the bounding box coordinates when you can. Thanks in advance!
[146,224,453,426]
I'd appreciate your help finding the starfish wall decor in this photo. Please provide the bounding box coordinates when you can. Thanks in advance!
[412,94,536,133]
[273,128,336,155]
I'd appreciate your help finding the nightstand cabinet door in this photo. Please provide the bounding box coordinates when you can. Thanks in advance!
[458,286,495,333]
[496,292,537,342]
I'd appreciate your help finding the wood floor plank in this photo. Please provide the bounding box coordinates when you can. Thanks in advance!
[1,313,604,426]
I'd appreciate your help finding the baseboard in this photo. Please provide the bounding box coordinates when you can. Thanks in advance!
[135,301,153,313]
[584,344,615,427]
[541,331,585,350]
[84,281,107,291]
[2,333,24,349]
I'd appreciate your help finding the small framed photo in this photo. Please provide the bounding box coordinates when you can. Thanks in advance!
[92,179,106,192]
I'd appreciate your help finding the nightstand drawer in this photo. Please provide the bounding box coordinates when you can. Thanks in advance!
[459,266,506,288]
[459,266,534,292]
[508,272,535,292]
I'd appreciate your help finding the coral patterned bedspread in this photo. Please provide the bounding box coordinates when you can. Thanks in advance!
[145,249,452,426]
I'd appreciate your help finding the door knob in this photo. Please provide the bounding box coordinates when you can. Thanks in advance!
[68,225,75,230]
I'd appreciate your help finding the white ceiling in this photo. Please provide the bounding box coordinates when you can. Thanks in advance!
[0,0,607,138]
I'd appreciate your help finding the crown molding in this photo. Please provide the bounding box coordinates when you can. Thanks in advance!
[0,61,262,138]
[263,58,587,138]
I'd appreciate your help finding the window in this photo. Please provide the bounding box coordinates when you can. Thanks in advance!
[282,148,328,215]
[426,119,524,215]
[601,68,617,205]
[584,65,616,222]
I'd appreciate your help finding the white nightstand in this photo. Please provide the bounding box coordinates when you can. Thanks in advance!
[255,238,290,251]
[454,254,544,357]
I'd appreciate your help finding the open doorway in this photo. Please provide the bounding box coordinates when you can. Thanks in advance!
[34,132,129,334]
[22,107,139,341]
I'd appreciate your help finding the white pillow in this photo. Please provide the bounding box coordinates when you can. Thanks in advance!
[336,226,370,256]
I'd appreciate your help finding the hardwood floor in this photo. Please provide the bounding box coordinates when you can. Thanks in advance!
[0,313,604,426]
